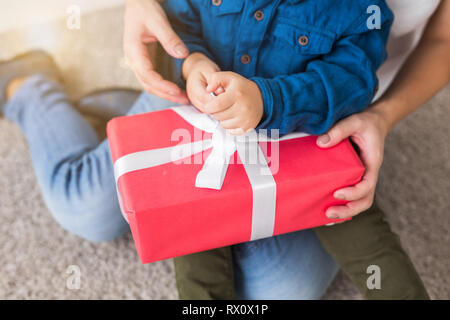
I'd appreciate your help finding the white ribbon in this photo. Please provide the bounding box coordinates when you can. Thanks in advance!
[113,105,309,241]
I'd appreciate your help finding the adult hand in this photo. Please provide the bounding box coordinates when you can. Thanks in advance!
[123,0,190,104]
[316,107,390,219]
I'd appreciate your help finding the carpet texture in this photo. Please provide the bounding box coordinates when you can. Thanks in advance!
[0,6,448,300]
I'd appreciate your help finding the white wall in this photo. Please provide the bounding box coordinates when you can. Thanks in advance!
[0,0,124,33]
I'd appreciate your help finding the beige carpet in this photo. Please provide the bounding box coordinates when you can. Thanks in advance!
[0,6,448,300]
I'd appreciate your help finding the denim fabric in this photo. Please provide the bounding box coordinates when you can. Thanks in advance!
[3,75,174,241]
[4,75,339,298]
[163,0,394,135]
[233,229,339,299]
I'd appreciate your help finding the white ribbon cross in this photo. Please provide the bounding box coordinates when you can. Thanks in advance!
[113,105,309,241]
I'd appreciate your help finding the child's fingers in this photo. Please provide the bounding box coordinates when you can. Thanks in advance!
[206,71,233,92]
[211,104,237,121]
[207,86,225,96]
[203,92,234,113]
[227,128,246,135]
[219,118,241,130]
[206,81,222,94]
[205,73,221,93]
[214,86,225,95]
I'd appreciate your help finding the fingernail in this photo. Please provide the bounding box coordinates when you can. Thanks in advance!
[317,134,330,145]
[168,91,177,96]
[174,44,188,57]
[216,86,225,94]
[334,192,345,200]
[327,213,340,219]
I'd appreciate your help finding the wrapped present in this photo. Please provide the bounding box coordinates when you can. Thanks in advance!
[107,105,364,264]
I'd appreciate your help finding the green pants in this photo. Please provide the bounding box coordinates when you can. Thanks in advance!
[173,202,429,300]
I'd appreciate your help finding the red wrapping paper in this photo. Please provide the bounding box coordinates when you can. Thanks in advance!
[107,108,364,264]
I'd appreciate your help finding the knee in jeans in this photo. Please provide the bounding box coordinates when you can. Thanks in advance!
[38,156,128,242]
[43,183,128,242]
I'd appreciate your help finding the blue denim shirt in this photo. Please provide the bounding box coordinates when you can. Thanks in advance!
[163,0,394,135]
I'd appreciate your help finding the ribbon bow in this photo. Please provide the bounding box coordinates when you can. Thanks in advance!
[113,105,309,240]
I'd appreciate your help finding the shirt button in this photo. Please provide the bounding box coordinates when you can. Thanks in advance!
[240,54,251,64]
[298,35,309,46]
[212,0,222,6]
[254,10,264,21]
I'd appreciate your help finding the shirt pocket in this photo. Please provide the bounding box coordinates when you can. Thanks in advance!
[267,20,336,73]
[200,0,245,51]
[201,0,244,16]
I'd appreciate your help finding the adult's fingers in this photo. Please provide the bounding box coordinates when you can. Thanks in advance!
[316,114,362,148]
[335,137,383,200]
[124,32,187,99]
[327,137,382,218]
[143,82,189,104]
[123,33,157,84]
[146,5,189,59]
[333,170,378,202]
[135,67,179,95]
[326,194,374,219]
[137,72,189,104]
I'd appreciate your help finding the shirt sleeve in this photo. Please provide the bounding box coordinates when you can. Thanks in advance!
[252,9,394,135]
[163,0,215,87]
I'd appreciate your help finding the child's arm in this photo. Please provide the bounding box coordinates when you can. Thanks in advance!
[204,3,394,136]
[249,8,394,135]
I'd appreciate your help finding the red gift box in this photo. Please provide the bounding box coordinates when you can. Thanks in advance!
[107,106,364,264]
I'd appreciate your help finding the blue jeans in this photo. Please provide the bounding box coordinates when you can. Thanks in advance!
[4,75,339,299]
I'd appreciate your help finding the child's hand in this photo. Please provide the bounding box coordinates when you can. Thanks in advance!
[204,72,264,135]
[182,53,221,111]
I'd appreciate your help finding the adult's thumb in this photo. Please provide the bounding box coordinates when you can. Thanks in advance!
[317,117,356,148]
[154,22,189,59]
